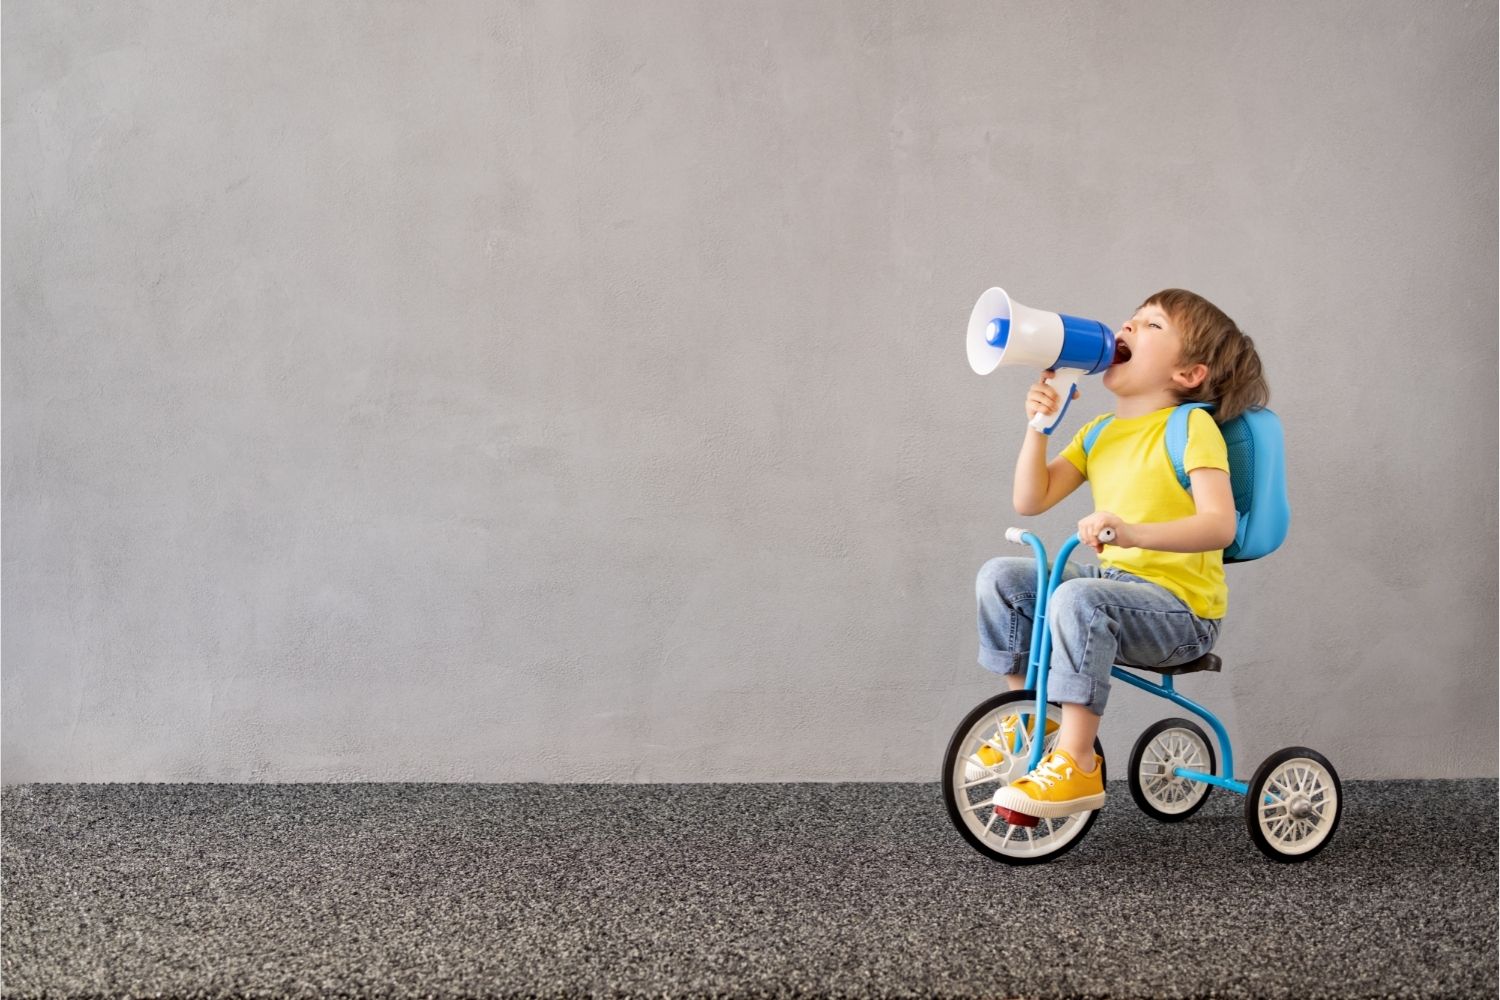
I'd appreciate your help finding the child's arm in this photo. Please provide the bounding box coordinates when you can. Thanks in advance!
[1014,428,1086,516]
[1084,467,1237,553]
[1013,372,1086,516]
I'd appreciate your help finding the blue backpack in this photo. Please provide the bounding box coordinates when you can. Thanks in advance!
[1081,402,1290,563]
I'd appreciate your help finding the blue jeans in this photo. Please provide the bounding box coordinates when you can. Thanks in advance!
[975,556,1222,716]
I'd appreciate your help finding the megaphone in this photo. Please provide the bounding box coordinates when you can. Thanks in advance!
[967,287,1118,436]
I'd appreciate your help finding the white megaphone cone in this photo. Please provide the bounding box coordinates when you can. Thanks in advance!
[967,287,1118,435]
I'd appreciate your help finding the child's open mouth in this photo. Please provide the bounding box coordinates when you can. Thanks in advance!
[1112,342,1132,365]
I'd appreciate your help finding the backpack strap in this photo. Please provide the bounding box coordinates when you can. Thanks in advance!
[1165,402,1216,491]
[1081,415,1114,456]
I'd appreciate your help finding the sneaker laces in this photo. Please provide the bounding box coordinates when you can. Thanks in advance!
[1021,754,1072,789]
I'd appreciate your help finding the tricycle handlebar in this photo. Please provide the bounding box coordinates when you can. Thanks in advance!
[1005,526,1116,545]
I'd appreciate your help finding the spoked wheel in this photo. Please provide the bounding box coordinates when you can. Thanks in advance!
[1128,717,1217,822]
[942,690,1106,865]
[1245,746,1343,862]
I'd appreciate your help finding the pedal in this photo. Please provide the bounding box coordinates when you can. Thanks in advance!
[994,805,1040,828]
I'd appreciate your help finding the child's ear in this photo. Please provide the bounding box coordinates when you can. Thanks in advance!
[1175,363,1209,390]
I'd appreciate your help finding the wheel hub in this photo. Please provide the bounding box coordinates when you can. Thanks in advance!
[1159,748,1189,782]
[1288,794,1314,819]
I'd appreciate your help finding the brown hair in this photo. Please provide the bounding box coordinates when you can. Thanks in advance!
[1141,288,1270,424]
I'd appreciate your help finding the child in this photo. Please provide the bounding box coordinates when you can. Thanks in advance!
[976,288,1270,819]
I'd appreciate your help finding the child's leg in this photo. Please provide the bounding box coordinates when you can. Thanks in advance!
[974,556,1037,681]
[1057,703,1102,768]
[975,556,1089,686]
[1043,574,1218,770]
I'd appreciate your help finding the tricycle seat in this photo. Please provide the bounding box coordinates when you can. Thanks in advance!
[1119,652,1222,676]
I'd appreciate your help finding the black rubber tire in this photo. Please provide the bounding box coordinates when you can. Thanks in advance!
[941,689,1106,866]
[1244,746,1343,863]
[1127,717,1217,822]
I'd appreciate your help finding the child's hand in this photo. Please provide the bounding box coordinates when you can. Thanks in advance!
[1025,370,1080,423]
[1078,511,1131,553]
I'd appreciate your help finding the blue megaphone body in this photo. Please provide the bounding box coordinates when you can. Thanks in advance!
[966,287,1117,435]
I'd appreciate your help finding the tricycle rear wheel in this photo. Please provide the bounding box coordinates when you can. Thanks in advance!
[1128,717,1216,822]
[1245,746,1343,862]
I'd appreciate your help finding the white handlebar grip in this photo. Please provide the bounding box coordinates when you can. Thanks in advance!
[1098,527,1116,544]
[1005,527,1026,545]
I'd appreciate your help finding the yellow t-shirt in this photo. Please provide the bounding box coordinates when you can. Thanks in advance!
[1059,406,1230,619]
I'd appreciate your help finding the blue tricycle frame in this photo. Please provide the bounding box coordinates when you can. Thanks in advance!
[942,528,1344,864]
[1009,529,1245,794]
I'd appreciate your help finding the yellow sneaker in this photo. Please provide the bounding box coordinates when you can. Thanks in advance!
[965,713,1060,780]
[991,747,1106,818]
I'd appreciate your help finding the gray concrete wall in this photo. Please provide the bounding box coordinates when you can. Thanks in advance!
[4,0,1495,783]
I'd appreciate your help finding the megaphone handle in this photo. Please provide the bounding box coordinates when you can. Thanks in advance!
[1028,369,1084,436]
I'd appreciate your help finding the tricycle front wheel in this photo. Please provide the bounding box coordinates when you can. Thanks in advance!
[942,689,1106,866]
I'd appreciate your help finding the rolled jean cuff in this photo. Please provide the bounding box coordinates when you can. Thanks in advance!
[978,647,1028,675]
[1039,671,1106,716]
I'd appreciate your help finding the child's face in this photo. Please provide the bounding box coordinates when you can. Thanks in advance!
[1102,304,1201,397]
